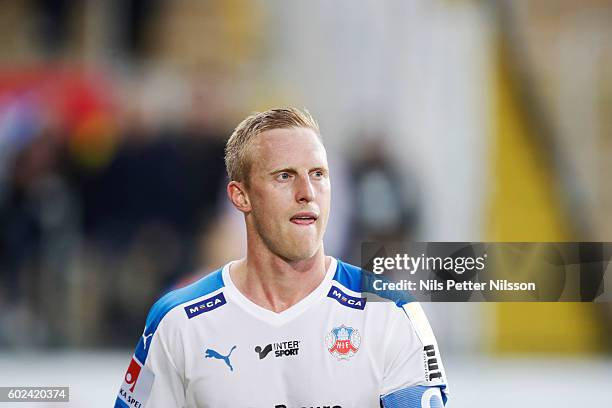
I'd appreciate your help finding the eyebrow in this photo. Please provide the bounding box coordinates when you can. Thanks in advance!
[269,167,298,176]
[268,166,328,176]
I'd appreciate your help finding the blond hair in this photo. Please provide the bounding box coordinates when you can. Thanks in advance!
[225,107,320,183]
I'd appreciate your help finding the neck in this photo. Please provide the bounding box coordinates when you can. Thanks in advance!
[230,245,330,313]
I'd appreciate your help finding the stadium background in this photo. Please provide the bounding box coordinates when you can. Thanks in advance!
[0,0,611,406]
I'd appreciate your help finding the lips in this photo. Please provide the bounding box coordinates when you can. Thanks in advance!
[290,212,318,225]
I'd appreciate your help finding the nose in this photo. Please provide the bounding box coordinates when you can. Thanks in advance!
[295,173,315,203]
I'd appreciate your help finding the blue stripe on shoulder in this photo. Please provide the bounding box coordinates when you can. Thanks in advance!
[381,385,447,408]
[333,260,363,292]
[334,260,414,307]
[134,268,225,364]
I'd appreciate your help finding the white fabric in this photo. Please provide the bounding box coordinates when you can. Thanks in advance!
[116,258,448,407]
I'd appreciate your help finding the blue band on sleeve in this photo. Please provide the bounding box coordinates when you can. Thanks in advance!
[381,385,446,408]
[114,396,130,408]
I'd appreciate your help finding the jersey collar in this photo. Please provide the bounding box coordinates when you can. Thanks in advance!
[221,257,338,326]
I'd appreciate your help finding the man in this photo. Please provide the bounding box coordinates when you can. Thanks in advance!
[115,108,449,407]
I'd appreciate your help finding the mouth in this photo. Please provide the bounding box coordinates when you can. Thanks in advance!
[290,212,318,226]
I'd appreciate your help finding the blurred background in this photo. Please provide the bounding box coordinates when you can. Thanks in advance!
[0,0,611,406]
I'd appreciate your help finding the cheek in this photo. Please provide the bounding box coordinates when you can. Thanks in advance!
[252,191,286,223]
[317,183,331,207]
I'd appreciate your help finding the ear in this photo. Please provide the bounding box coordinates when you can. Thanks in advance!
[227,181,251,213]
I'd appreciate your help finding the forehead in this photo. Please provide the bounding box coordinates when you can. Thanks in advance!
[250,127,327,170]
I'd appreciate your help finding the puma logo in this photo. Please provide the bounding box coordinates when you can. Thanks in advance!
[142,329,153,349]
[255,344,273,359]
[205,346,237,371]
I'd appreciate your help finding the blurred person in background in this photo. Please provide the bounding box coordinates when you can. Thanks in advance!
[115,107,448,407]
[345,135,421,264]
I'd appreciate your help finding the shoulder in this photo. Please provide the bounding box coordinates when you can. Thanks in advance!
[134,267,227,363]
[331,259,363,292]
[146,267,226,326]
[332,259,414,308]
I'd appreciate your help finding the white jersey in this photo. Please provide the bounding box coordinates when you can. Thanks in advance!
[115,258,448,408]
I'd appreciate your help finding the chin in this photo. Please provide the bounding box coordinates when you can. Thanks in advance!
[281,242,321,262]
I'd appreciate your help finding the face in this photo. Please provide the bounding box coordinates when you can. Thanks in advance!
[240,127,331,261]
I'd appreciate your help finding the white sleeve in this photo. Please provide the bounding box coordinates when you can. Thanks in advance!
[115,314,186,408]
[380,302,449,404]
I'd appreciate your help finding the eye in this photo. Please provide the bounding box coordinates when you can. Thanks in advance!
[311,170,326,179]
[277,172,291,181]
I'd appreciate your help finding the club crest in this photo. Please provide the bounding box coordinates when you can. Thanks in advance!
[326,325,361,360]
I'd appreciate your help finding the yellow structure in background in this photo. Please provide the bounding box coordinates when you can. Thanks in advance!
[488,39,605,354]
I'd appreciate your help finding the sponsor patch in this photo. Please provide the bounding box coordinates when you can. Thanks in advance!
[255,340,300,359]
[124,358,142,392]
[327,286,366,310]
[326,325,361,360]
[423,344,443,382]
[184,292,226,319]
[117,356,155,408]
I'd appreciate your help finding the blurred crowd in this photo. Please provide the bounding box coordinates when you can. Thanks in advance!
[0,69,224,346]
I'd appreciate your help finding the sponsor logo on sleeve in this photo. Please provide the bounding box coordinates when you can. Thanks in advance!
[117,356,155,408]
[326,286,366,310]
[423,344,443,381]
[124,358,142,392]
[184,292,227,319]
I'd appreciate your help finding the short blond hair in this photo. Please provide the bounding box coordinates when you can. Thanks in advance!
[225,107,320,183]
